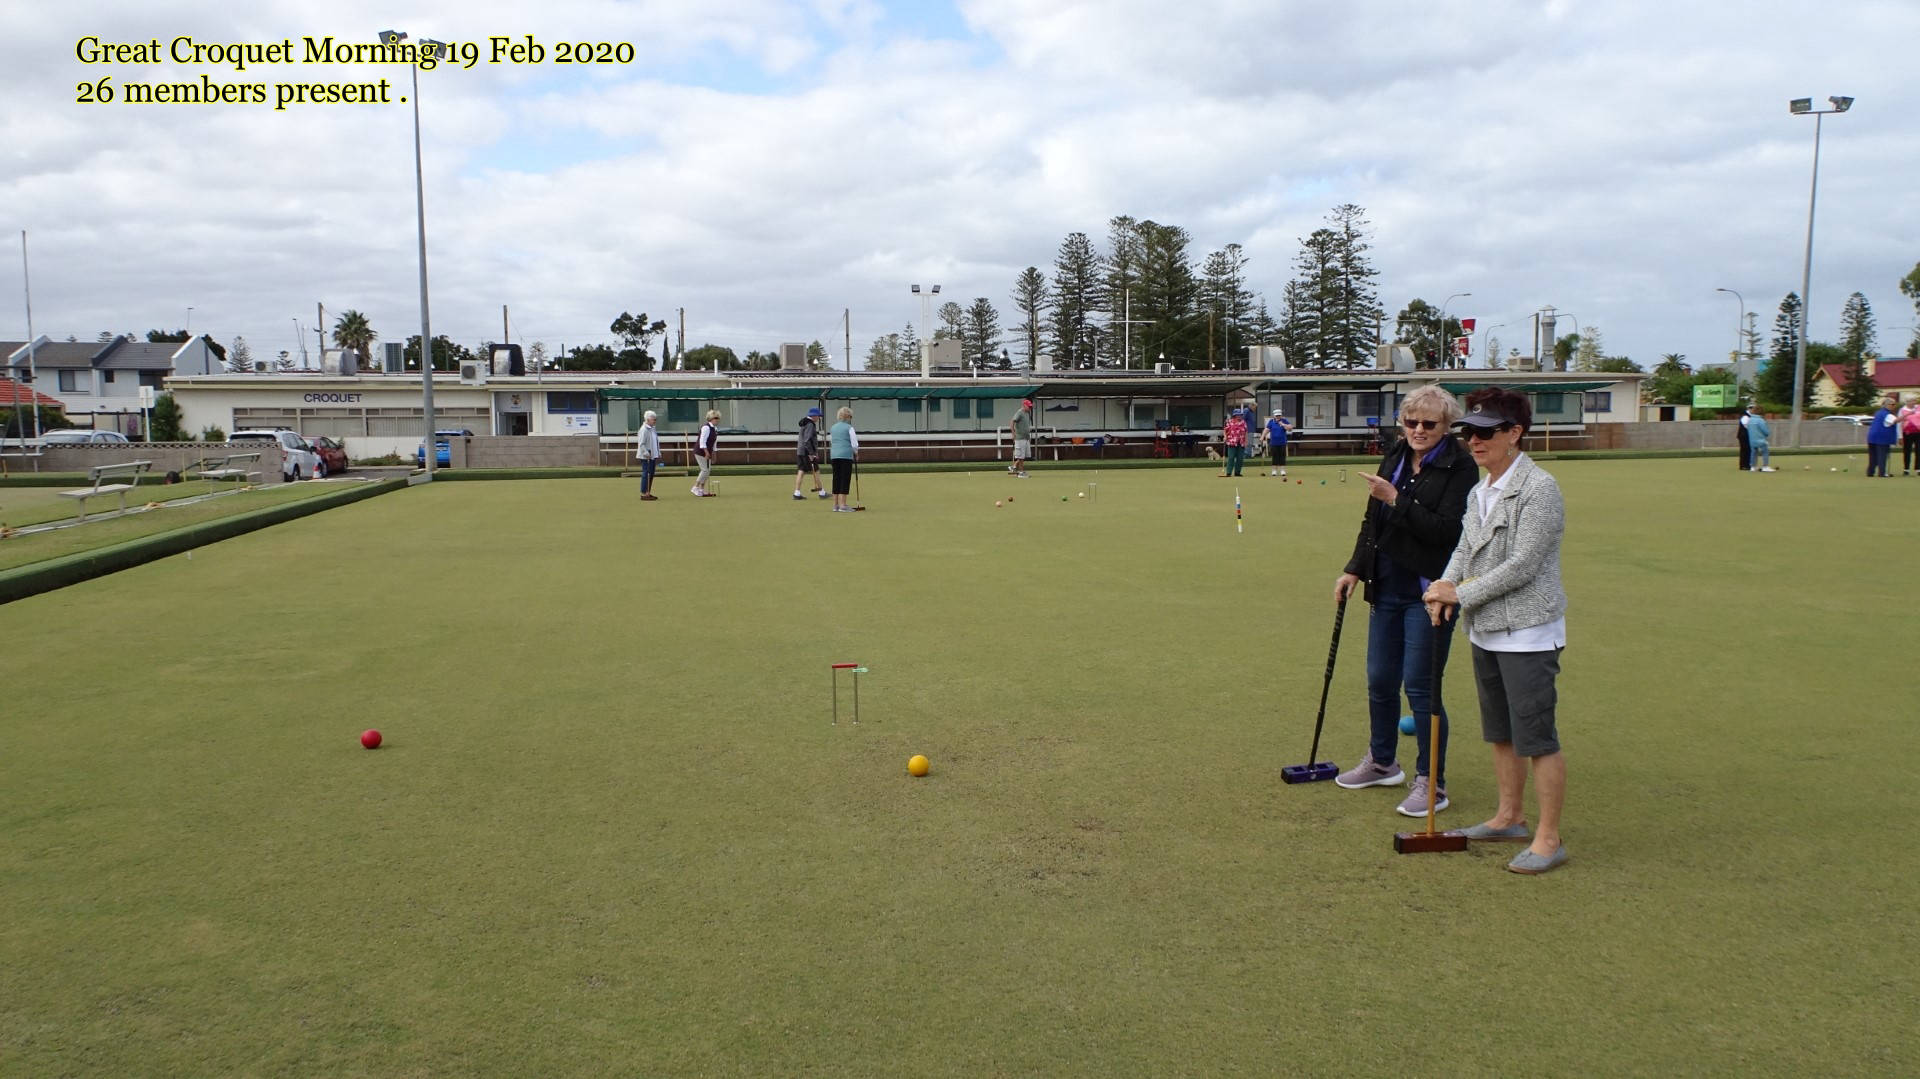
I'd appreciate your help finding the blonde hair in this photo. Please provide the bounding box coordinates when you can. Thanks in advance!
[705,409,721,421]
[836,406,853,421]
[1400,384,1464,425]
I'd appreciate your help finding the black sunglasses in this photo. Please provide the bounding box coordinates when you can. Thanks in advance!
[1401,418,1441,431]
[1461,423,1514,441]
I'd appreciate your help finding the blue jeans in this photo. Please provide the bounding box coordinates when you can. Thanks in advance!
[1366,593,1455,786]
[639,457,657,493]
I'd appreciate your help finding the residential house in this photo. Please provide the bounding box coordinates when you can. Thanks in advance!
[1813,356,1920,407]
[3,335,225,431]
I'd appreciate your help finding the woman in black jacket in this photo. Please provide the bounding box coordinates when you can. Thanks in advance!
[1331,385,1478,818]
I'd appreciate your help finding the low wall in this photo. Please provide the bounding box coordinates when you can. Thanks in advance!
[1594,420,1868,451]
[12,442,291,482]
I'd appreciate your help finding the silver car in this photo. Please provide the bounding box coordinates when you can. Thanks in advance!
[40,428,130,444]
[229,429,321,480]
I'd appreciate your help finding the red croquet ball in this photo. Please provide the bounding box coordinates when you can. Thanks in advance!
[360,729,382,749]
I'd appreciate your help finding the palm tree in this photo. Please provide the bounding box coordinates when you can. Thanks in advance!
[332,310,376,370]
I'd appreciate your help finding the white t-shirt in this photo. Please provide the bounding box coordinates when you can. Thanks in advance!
[1468,466,1566,653]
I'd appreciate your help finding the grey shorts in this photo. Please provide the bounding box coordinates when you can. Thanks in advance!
[1471,645,1562,757]
[1014,438,1031,459]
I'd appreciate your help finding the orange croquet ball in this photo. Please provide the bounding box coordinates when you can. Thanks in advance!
[908,754,930,777]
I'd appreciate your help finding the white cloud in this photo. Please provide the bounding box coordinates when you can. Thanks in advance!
[4,0,1918,369]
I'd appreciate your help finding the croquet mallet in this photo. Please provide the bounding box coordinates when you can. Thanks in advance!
[1393,618,1468,853]
[1280,592,1347,783]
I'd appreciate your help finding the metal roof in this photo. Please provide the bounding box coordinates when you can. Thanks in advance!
[1438,381,1613,394]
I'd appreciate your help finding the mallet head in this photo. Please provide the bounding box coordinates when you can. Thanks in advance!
[1280,761,1339,784]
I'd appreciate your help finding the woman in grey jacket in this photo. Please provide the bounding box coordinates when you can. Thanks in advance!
[1423,387,1570,875]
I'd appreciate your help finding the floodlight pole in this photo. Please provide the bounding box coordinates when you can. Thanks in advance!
[385,29,442,477]
[1790,95,1853,449]
[1715,288,1745,390]
[20,231,42,449]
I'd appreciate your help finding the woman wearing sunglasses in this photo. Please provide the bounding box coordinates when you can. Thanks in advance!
[1423,387,1570,875]
[1331,384,1477,819]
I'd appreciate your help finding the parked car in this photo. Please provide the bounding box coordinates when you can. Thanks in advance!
[229,429,321,481]
[40,429,130,444]
[1818,414,1873,426]
[305,435,348,477]
[415,429,474,468]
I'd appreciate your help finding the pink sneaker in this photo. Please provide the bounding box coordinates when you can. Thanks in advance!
[1334,754,1405,789]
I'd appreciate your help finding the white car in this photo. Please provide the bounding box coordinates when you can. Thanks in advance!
[229,429,321,480]
[1818,415,1873,426]
[41,428,130,444]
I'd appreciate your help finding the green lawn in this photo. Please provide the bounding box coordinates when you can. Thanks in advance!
[2,459,1913,1076]
[0,479,354,571]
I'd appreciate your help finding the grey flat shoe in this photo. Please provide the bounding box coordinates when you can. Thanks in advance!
[1460,821,1530,842]
[1506,846,1569,875]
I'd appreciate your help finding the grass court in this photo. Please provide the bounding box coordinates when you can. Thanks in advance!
[2,456,1913,1075]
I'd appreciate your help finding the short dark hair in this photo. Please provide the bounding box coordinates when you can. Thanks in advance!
[1462,386,1532,436]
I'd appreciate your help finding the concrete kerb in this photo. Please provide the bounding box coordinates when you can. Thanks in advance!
[0,477,406,606]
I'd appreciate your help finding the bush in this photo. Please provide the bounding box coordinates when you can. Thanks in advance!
[200,425,226,442]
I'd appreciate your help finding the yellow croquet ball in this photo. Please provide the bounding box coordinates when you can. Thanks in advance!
[908,754,930,777]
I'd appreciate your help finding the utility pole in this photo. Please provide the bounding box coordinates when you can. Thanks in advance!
[502,304,510,345]
[316,302,326,370]
[676,307,685,371]
[844,309,851,371]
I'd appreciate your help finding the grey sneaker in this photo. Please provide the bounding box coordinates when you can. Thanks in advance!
[1394,775,1449,817]
[1334,754,1405,789]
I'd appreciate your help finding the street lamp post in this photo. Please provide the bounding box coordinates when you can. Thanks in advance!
[1788,94,1853,448]
[383,29,448,477]
[1439,292,1471,369]
[910,284,940,373]
[1714,288,1745,391]
[1482,323,1508,365]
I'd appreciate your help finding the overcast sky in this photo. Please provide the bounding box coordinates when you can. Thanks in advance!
[6,0,1918,374]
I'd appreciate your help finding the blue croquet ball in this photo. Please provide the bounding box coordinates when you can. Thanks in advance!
[1399,715,1416,735]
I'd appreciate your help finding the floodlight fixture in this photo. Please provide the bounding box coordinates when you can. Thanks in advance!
[1829,95,1853,112]
[1788,98,1812,114]
[379,29,405,45]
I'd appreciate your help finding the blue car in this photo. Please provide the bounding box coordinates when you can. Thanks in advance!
[415,429,473,467]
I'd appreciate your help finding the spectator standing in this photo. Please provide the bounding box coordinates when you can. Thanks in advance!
[692,410,719,496]
[1265,410,1293,477]
[1222,410,1248,477]
[829,406,860,512]
[1746,405,1774,472]
[635,410,661,501]
[1900,397,1920,476]
[794,407,827,500]
[1867,394,1898,478]
[1008,399,1033,477]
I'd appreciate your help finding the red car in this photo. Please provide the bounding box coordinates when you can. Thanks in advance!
[305,435,349,477]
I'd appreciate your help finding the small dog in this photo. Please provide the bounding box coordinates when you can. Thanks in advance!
[1204,446,1222,461]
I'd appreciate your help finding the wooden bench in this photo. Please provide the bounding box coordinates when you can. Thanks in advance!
[196,452,262,485]
[58,460,154,521]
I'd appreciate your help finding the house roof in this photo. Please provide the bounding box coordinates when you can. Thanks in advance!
[1821,357,1920,391]
[0,377,66,408]
[95,338,181,370]
[4,340,103,369]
